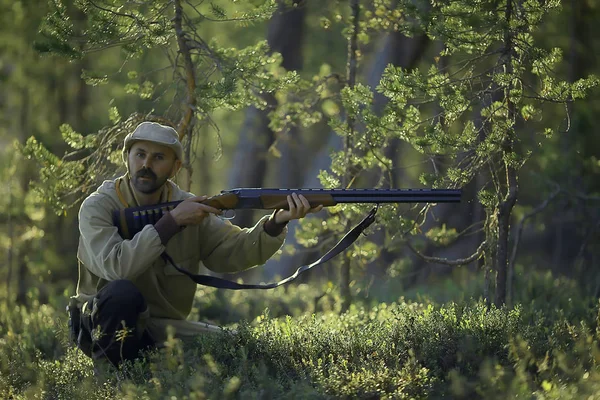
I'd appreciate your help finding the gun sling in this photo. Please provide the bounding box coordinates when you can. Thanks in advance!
[161,206,377,290]
[114,205,378,290]
[112,188,461,290]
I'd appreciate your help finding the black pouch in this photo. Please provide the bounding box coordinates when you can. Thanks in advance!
[66,297,81,345]
[67,297,93,357]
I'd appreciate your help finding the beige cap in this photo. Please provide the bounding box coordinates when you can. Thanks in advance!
[122,121,183,163]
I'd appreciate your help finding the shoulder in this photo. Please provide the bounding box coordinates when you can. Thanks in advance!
[167,180,196,201]
[79,180,121,218]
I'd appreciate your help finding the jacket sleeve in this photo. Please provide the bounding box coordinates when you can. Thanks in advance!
[77,194,165,281]
[199,214,287,273]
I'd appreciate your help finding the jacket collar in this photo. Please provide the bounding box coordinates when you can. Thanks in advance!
[115,174,172,208]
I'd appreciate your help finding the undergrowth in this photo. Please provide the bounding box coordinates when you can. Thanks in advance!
[2,269,600,399]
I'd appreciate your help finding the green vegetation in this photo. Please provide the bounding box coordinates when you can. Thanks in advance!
[2,271,600,399]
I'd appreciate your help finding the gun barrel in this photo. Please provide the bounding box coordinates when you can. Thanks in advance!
[226,188,462,210]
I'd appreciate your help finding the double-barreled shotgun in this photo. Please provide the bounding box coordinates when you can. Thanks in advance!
[206,187,461,209]
[113,187,462,290]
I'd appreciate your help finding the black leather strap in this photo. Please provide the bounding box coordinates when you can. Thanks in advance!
[161,207,378,290]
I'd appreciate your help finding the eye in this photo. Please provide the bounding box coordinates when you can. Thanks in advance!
[136,152,145,158]
[156,154,164,161]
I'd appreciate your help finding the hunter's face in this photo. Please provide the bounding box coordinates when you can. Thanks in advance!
[128,141,180,194]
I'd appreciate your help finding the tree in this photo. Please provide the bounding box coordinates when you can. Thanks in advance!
[25,0,307,207]
[329,0,598,306]
[228,0,308,229]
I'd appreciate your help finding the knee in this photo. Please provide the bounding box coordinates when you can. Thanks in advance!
[104,279,140,294]
[97,279,146,312]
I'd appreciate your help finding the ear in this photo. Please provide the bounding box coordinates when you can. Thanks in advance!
[124,150,132,176]
[170,159,183,178]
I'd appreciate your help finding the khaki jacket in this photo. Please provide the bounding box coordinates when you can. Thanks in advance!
[75,176,286,342]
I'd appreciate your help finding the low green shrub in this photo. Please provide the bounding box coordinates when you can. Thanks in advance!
[2,270,600,399]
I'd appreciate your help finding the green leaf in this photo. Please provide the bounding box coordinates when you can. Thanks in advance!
[81,70,108,86]
[109,107,121,124]
[60,124,85,150]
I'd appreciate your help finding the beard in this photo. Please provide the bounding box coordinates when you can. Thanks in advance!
[132,168,169,194]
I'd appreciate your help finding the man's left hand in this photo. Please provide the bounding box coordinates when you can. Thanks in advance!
[273,193,324,224]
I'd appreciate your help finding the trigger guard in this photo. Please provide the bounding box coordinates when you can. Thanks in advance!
[219,210,236,220]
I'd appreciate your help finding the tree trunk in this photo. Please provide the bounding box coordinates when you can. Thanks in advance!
[494,0,518,307]
[228,104,275,228]
[228,0,307,228]
[472,92,498,304]
[275,126,304,188]
[6,195,14,302]
[338,0,361,313]
[495,164,518,306]
[58,57,90,276]
[15,248,29,305]
[259,125,343,281]
[552,0,591,277]
[174,0,198,192]
[365,31,429,279]
[16,88,30,306]
[197,124,212,193]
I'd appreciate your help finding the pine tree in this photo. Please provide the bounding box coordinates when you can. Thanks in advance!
[323,0,598,305]
[26,0,301,208]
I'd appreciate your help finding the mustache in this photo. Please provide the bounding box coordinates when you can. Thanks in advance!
[136,168,156,179]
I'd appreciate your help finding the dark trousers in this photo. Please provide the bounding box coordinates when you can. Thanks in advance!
[69,280,155,368]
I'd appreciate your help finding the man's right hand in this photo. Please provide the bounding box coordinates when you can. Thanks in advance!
[170,196,223,226]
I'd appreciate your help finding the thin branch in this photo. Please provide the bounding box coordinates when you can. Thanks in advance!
[521,94,573,104]
[406,239,487,266]
[184,0,282,23]
[88,0,144,22]
[572,192,600,202]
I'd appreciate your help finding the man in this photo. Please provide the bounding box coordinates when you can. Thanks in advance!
[71,121,322,368]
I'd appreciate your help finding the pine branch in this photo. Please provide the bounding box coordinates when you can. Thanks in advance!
[88,0,143,22]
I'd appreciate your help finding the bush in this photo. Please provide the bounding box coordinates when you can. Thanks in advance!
[2,270,600,399]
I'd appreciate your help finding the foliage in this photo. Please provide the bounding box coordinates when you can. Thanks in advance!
[3,272,600,399]
[24,0,308,209]
[314,0,598,305]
